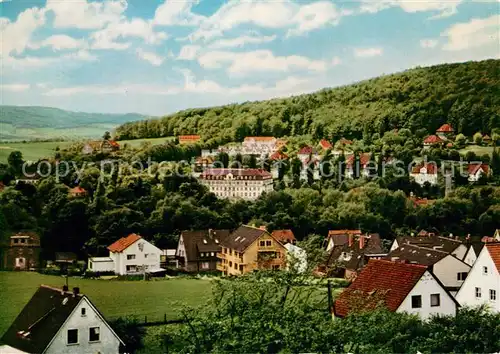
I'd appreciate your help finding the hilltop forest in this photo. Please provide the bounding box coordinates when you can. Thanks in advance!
[115,59,500,145]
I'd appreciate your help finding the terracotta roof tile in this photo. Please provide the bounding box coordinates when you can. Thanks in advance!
[468,163,489,176]
[436,124,454,133]
[486,243,500,273]
[334,259,427,317]
[271,230,296,244]
[108,234,142,253]
[270,151,288,160]
[346,153,371,167]
[319,139,333,150]
[424,135,444,144]
[298,146,316,155]
[244,136,275,142]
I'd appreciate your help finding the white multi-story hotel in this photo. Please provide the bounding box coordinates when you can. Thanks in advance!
[199,168,274,200]
[242,137,277,156]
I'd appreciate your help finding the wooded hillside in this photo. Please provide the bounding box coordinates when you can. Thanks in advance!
[115,59,500,145]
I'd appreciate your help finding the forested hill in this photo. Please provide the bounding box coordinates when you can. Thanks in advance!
[0,106,149,141]
[115,59,500,145]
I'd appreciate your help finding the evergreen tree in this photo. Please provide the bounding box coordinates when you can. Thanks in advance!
[491,147,500,176]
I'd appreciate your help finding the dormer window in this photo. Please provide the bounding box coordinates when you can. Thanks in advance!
[81,308,86,316]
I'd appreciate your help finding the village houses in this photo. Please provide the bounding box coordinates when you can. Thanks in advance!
[467,163,490,182]
[82,140,119,155]
[456,243,500,312]
[87,234,162,275]
[178,135,201,145]
[0,285,123,354]
[198,168,273,200]
[410,162,439,186]
[217,225,287,275]
[333,259,460,320]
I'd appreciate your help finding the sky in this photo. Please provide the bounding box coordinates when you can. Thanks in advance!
[1,0,499,116]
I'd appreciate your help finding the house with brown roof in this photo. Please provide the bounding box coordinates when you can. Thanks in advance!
[325,233,385,280]
[271,230,296,245]
[410,162,439,186]
[333,259,459,320]
[178,135,201,145]
[87,234,162,275]
[0,285,123,354]
[68,186,88,198]
[176,229,231,272]
[467,163,490,182]
[423,134,444,148]
[318,139,333,151]
[456,243,500,313]
[325,229,362,252]
[1,232,41,270]
[386,243,471,295]
[82,140,120,155]
[297,146,319,163]
[345,153,373,179]
[217,225,287,276]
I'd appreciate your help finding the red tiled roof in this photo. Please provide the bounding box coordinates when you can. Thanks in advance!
[108,234,142,253]
[423,135,444,144]
[108,140,120,148]
[482,236,498,243]
[179,135,201,141]
[69,186,87,195]
[411,163,438,175]
[200,168,272,179]
[446,142,453,148]
[271,230,296,244]
[329,229,362,236]
[338,138,353,145]
[270,151,288,160]
[409,196,432,207]
[319,139,333,150]
[334,259,427,317]
[436,124,454,133]
[486,243,500,273]
[298,146,316,155]
[468,163,489,176]
[346,153,371,167]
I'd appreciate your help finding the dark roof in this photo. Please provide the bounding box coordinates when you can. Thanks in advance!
[334,260,427,317]
[181,229,231,262]
[396,235,463,254]
[55,252,77,262]
[327,234,384,271]
[1,285,83,353]
[386,243,452,266]
[221,225,269,253]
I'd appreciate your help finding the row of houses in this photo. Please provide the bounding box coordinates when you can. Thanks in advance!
[329,229,500,319]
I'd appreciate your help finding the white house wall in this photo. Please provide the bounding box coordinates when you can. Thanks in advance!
[456,248,500,313]
[451,244,467,260]
[45,297,120,354]
[115,239,161,275]
[433,255,471,291]
[397,271,457,320]
[463,247,477,267]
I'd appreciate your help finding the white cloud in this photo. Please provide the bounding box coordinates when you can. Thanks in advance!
[4,50,97,69]
[331,56,342,66]
[189,0,347,42]
[420,39,439,48]
[441,14,500,51]
[0,7,46,56]
[136,49,164,66]
[153,0,205,26]
[2,84,31,92]
[29,35,86,51]
[177,45,201,60]
[359,0,463,19]
[209,34,277,49]
[198,50,328,75]
[353,47,383,57]
[45,0,127,29]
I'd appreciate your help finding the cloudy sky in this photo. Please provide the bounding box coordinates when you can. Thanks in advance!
[1,0,498,115]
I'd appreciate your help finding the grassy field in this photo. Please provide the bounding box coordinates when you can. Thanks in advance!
[0,137,174,163]
[0,272,212,337]
[458,145,495,156]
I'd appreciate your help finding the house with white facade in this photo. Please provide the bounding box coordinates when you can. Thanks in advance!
[88,234,162,275]
[387,243,471,295]
[297,146,319,163]
[334,259,459,319]
[467,163,490,182]
[198,168,273,200]
[345,153,373,179]
[456,243,500,312]
[242,137,277,156]
[0,285,123,354]
[410,162,439,186]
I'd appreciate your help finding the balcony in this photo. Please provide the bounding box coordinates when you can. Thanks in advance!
[217,252,226,259]
[217,263,227,271]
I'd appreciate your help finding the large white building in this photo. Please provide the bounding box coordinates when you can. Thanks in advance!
[88,234,162,275]
[456,243,500,312]
[198,168,273,200]
[242,137,277,156]
[0,285,123,354]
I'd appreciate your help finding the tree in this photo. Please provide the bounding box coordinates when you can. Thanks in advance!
[103,131,112,140]
[8,151,24,173]
[455,133,467,147]
[491,147,500,176]
[110,317,145,354]
[291,158,302,181]
[215,152,230,168]
[473,132,483,145]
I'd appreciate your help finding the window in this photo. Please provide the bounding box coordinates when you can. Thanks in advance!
[200,252,205,257]
[210,252,215,257]
[483,266,488,275]
[127,255,136,260]
[457,272,467,281]
[13,239,19,244]
[126,265,136,272]
[223,248,227,254]
[411,295,422,308]
[430,294,440,307]
[67,329,78,345]
[89,327,100,342]
[229,261,232,267]
[234,263,238,269]
[202,262,210,269]
[475,287,482,298]
[272,265,280,270]
[490,289,497,301]
[239,265,244,272]
[81,308,86,316]
[266,240,272,247]
[259,240,265,247]
[229,249,232,255]
[20,239,26,244]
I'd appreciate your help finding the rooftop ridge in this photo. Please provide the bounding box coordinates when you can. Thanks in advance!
[369,258,428,269]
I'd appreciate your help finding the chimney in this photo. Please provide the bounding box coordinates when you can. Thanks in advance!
[72,287,80,297]
[348,233,353,247]
[359,236,365,250]
[208,229,213,238]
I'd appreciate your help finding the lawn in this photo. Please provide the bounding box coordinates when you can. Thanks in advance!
[0,272,212,337]
[0,137,174,163]
[459,145,495,157]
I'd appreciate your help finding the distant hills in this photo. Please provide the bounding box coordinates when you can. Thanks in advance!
[0,106,149,141]
[115,59,500,145]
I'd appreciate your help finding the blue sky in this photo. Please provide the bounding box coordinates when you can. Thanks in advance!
[1,0,498,116]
